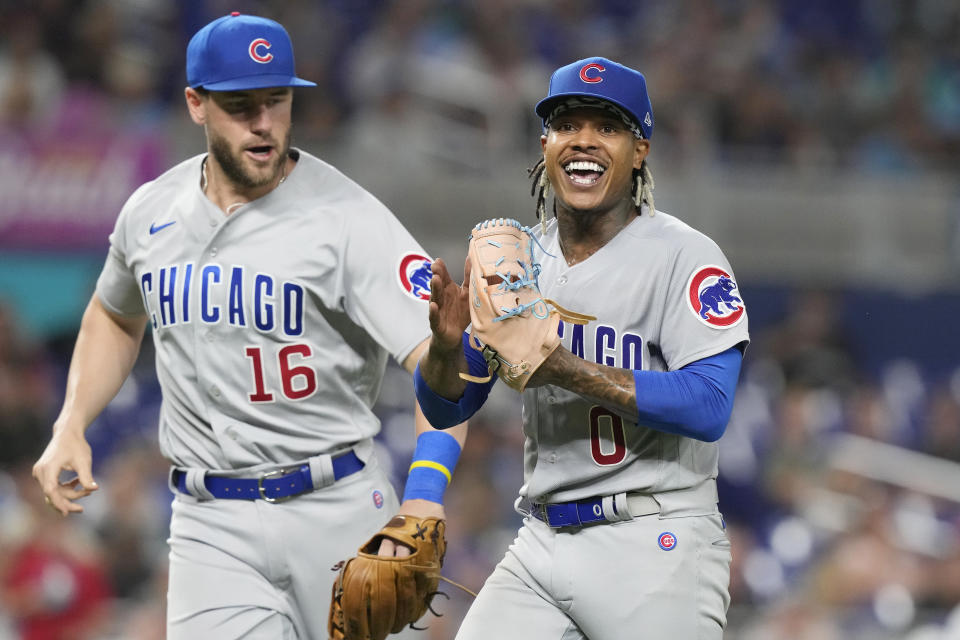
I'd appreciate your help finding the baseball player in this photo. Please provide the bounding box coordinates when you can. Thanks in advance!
[417,57,748,639]
[31,13,467,639]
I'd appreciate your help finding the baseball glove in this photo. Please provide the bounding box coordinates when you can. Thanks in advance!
[463,218,594,392]
[329,515,446,640]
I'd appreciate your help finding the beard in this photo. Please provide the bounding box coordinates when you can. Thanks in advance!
[209,129,291,189]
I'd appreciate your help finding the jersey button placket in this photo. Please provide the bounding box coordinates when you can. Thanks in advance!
[557,275,568,285]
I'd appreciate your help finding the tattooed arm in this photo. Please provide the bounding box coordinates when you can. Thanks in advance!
[530,347,638,420]
[528,346,743,442]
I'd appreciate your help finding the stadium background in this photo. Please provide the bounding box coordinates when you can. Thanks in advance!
[1,1,959,638]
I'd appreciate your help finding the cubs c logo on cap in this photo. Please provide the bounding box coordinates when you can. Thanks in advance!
[687,265,745,328]
[249,38,273,63]
[397,253,433,301]
[579,63,605,83]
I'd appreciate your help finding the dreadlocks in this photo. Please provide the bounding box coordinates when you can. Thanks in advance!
[634,160,656,215]
[528,157,549,235]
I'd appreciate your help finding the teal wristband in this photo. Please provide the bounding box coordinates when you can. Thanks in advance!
[402,430,462,504]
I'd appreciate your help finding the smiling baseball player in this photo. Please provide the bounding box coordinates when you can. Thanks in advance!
[417,57,749,639]
[32,13,467,639]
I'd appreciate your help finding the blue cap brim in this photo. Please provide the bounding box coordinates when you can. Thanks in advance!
[197,75,317,91]
[536,92,641,128]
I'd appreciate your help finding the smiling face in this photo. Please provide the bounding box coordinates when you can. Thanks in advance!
[541,105,649,216]
[186,86,293,190]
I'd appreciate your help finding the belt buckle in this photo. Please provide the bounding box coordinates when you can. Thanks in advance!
[257,467,296,503]
[540,503,552,527]
[533,503,551,527]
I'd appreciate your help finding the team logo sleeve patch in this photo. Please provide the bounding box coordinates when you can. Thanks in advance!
[686,265,745,328]
[397,253,433,301]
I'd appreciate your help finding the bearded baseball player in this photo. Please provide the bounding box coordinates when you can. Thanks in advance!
[32,13,467,639]
[417,57,748,639]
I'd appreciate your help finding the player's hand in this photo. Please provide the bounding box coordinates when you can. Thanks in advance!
[377,499,446,557]
[427,257,471,353]
[32,426,99,516]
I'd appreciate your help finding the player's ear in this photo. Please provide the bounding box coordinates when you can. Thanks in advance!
[633,139,650,170]
[540,134,548,153]
[184,87,206,125]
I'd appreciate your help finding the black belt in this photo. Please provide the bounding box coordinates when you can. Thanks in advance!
[172,450,364,503]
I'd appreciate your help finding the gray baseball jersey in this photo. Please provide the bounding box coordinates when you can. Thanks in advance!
[520,210,749,505]
[456,208,745,640]
[95,149,433,470]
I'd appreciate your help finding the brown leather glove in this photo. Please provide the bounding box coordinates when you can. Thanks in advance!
[329,515,446,640]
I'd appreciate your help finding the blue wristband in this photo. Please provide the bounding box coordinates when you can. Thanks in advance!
[462,331,495,380]
[414,363,464,429]
[402,431,462,504]
[413,332,498,429]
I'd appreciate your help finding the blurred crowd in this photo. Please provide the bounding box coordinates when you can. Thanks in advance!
[717,290,960,639]
[2,1,960,639]
[0,0,958,170]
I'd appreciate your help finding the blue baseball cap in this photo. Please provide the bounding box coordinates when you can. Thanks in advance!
[186,13,316,91]
[535,57,654,139]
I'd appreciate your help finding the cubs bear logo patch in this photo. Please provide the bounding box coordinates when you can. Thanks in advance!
[397,253,433,301]
[372,490,384,509]
[658,531,677,551]
[686,265,745,328]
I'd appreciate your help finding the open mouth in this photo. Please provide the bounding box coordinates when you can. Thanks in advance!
[564,160,606,186]
[245,145,274,161]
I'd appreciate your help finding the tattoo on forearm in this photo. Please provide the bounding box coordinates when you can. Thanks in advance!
[543,350,638,421]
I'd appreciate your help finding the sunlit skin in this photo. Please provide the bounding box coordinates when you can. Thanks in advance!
[184,86,295,213]
[541,106,650,266]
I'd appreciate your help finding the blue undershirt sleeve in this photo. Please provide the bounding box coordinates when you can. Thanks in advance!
[413,332,497,429]
[632,347,743,442]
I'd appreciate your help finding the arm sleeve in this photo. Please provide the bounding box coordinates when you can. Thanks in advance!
[633,347,742,442]
[413,332,497,429]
